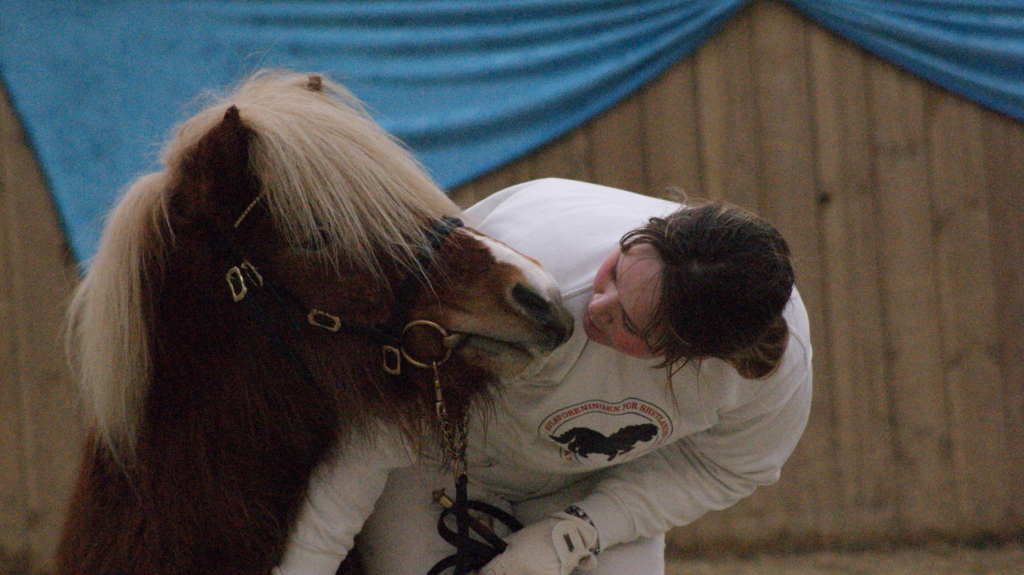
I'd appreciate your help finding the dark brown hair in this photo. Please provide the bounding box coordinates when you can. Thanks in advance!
[621,201,794,379]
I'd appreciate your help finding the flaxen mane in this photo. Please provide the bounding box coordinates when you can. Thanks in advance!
[67,71,460,457]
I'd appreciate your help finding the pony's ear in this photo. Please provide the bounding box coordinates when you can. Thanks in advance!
[169,106,261,231]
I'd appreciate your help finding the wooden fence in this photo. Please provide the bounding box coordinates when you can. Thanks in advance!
[1,0,1022,571]
[451,0,1024,556]
[0,72,83,573]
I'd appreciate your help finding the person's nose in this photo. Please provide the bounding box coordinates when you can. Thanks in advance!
[589,289,615,328]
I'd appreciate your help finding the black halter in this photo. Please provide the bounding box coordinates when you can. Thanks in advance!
[223,214,465,375]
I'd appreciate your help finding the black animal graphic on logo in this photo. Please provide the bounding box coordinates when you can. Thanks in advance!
[550,424,659,461]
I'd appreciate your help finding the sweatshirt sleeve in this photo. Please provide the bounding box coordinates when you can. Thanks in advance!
[276,426,417,575]
[575,303,813,549]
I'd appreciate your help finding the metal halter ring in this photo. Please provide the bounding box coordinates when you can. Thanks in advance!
[399,320,457,369]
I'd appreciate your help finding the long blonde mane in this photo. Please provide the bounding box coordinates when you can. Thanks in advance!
[68,70,460,454]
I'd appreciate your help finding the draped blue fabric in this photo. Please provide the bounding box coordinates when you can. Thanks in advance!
[790,1,1024,122]
[0,1,1021,263]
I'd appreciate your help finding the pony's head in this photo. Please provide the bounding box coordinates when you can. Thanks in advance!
[67,71,573,457]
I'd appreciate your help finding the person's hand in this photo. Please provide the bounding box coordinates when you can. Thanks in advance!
[479,511,599,575]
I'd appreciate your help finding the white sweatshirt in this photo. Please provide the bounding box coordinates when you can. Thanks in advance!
[460,179,813,548]
[279,178,812,571]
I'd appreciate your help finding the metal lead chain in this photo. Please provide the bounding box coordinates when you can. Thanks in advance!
[433,362,467,478]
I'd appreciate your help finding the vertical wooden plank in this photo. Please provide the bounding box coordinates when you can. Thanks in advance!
[868,57,958,537]
[0,81,84,571]
[527,128,592,184]
[637,59,703,198]
[448,157,532,208]
[692,4,760,209]
[446,179,485,209]
[451,110,593,209]
[928,93,1010,534]
[747,0,824,539]
[982,110,1024,528]
[806,25,898,541]
[586,95,647,192]
[0,80,29,570]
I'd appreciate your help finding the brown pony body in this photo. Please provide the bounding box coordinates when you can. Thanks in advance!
[56,71,572,575]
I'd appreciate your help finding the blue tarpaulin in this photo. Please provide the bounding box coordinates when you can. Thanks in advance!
[1,0,1022,263]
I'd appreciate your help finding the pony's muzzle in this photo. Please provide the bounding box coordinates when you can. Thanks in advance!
[511,283,574,350]
[542,312,574,349]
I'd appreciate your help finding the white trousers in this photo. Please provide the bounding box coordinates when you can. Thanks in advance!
[357,462,665,575]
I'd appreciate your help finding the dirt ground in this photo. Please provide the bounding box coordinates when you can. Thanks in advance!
[665,542,1024,575]
[3,542,1022,575]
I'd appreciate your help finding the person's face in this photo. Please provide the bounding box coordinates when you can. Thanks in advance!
[583,243,664,358]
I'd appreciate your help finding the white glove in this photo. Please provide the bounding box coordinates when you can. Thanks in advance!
[479,510,600,575]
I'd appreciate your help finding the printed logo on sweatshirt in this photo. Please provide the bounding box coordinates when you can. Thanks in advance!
[539,399,673,464]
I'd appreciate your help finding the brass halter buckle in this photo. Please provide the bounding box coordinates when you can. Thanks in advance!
[226,261,263,302]
[382,346,403,375]
[307,309,342,332]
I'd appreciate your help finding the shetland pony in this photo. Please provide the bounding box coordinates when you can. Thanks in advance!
[56,71,573,575]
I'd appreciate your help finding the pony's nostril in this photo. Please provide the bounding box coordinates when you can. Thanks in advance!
[511,284,573,348]
[546,317,572,346]
[511,283,552,320]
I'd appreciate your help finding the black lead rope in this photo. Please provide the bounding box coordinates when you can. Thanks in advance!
[427,474,524,575]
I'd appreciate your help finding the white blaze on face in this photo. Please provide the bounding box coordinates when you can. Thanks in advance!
[464,229,561,302]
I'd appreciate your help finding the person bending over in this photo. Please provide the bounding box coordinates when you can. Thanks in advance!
[278,178,813,575]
